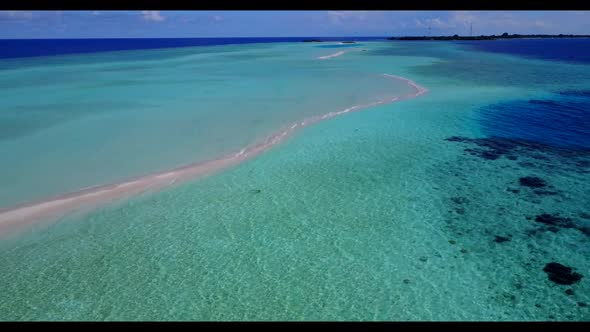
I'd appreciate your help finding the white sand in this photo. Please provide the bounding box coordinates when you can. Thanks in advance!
[317,51,345,60]
[0,74,428,236]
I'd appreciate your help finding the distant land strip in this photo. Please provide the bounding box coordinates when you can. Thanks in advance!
[301,35,590,43]
[387,33,590,41]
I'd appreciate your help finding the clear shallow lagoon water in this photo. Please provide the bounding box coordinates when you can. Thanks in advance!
[0,41,412,207]
[1,39,590,321]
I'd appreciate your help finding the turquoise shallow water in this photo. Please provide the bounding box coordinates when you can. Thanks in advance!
[1,40,590,321]
[0,42,413,208]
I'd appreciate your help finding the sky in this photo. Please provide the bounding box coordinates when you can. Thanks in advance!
[0,11,589,38]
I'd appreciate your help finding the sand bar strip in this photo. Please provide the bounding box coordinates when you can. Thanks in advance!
[0,74,428,236]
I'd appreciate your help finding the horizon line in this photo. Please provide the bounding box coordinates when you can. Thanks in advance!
[2,33,589,40]
[0,36,389,40]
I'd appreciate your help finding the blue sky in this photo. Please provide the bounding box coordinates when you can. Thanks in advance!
[1,11,589,38]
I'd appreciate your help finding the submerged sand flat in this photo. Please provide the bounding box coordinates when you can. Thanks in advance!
[0,74,427,236]
[0,42,418,210]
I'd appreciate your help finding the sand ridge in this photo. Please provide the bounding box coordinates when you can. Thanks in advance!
[0,74,428,237]
[317,51,346,60]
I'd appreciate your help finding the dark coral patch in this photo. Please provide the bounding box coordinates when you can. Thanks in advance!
[534,214,575,228]
[520,176,547,188]
[445,136,518,161]
[455,207,466,215]
[543,262,583,285]
[494,236,511,243]
[445,136,470,143]
[533,190,559,196]
[577,227,590,236]
[518,161,536,168]
[531,154,549,161]
[445,136,590,165]
[464,148,502,160]
[451,196,470,204]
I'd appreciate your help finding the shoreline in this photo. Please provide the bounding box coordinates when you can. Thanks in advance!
[0,74,428,237]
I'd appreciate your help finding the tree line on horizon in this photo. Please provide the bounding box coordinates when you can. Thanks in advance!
[387,33,590,41]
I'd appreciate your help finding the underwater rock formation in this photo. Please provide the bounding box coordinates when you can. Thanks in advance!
[519,177,547,188]
[543,262,583,285]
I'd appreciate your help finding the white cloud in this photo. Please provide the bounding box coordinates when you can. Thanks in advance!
[327,11,372,24]
[0,11,33,20]
[414,17,455,30]
[406,11,583,36]
[447,11,567,35]
[413,18,425,28]
[91,11,101,16]
[534,20,552,29]
[141,11,165,22]
[212,15,223,22]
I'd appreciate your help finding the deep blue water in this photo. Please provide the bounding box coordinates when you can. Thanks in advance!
[478,90,590,149]
[458,38,590,64]
[0,37,384,59]
[462,38,590,149]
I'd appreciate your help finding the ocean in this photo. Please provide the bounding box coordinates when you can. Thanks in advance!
[0,37,385,59]
[0,38,589,321]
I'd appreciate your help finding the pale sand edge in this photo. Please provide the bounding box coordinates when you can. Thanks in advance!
[317,51,345,60]
[0,74,428,236]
